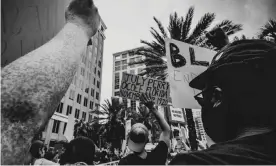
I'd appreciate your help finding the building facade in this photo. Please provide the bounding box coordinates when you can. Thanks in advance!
[2,0,107,147]
[43,20,107,146]
[112,47,145,112]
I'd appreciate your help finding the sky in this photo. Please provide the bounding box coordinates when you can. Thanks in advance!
[94,0,276,104]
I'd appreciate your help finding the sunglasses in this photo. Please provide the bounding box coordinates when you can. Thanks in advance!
[194,86,222,108]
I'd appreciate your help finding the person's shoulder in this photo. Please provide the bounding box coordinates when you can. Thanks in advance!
[118,154,136,165]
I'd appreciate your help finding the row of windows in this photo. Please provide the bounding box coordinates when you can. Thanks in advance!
[80,67,101,79]
[114,51,135,60]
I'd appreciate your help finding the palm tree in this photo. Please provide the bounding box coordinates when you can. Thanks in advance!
[91,98,126,153]
[258,19,276,42]
[130,6,243,80]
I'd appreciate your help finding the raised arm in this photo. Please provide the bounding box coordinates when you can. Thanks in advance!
[1,0,100,164]
[140,93,171,149]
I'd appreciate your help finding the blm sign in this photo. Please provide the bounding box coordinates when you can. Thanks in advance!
[120,73,170,106]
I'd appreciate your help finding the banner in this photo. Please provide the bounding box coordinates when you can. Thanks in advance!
[120,73,170,106]
[170,106,185,123]
[165,38,216,109]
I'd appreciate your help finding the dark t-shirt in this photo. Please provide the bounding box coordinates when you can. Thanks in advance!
[118,141,168,165]
[170,131,276,165]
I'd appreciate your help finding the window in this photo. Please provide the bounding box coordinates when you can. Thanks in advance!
[114,91,120,97]
[138,68,143,74]
[77,94,82,104]
[122,53,127,59]
[98,70,101,78]
[73,76,77,85]
[115,55,120,60]
[122,65,127,70]
[84,98,88,107]
[114,73,120,89]
[69,90,75,100]
[63,123,67,134]
[75,109,80,119]
[93,78,96,85]
[94,67,97,74]
[89,114,93,122]
[85,86,89,93]
[115,61,121,66]
[66,105,72,115]
[81,81,84,90]
[97,81,100,88]
[130,70,135,74]
[89,73,92,81]
[81,68,85,76]
[129,58,135,63]
[82,112,87,121]
[98,61,102,68]
[91,88,95,97]
[90,101,94,109]
[95,103,100,109]
[115,66,121,71]
[56,102,63,113]
[136,56,142,62]
[122,60,127,65]
[96,92,99,100]
[52,120,61,133]
[131,100,136,111]
[129,51,134,57]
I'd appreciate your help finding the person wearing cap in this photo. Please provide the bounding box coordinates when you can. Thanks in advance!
[170,39,276,165]
[118,93,171,165]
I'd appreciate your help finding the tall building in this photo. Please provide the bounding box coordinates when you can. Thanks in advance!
[43,20,107,146]
[112,47,145,112]
[193,110,206,141]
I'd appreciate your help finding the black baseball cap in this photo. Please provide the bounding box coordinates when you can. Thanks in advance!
[127,123,149,153]
[190,39,276,90]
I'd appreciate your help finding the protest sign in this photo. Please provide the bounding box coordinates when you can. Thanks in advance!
[169,106,185,123]
[165,38,216,109]
[120,73,170,106]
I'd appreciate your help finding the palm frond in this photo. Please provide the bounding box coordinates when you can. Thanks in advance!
[258,19,276,40]
[153,17,168,39]
[186,13,215,44]
[168,12,183,40]
[181,6,194,41]
[150,27,166,46]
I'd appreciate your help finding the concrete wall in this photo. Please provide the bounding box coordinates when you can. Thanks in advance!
[1,0,70,67]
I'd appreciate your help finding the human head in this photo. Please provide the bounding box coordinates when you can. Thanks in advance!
[127,123,149,154]
[29,140,46,158]
[59,136,95,165]
[190,39,276,143]
[65,0,100,37]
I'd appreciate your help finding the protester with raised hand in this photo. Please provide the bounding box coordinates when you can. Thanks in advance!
[118,93,171,165]
[1,0,100,164]
[170,40,276,164]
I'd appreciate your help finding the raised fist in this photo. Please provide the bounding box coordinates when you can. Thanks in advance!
[206,28,229,50]
[65,0,100,37]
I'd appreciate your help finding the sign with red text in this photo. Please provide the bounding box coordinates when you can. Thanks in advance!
[120,73,170,106]
[165,39,216,109]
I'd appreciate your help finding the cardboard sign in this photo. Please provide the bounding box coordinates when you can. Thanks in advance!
[120,73,170,106]
[165,38,216,109]
[170,106,185,123]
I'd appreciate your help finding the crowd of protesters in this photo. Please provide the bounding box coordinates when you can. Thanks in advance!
[1,0,276,165]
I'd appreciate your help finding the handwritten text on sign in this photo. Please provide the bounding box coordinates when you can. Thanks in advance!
[170,107,185,123]
[120,73,170,106]
[165,38,216,109]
